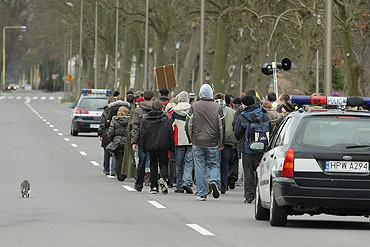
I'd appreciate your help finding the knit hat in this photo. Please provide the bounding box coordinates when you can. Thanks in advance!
[199,84,213,99]
[233,97,241,105]
[135,97,145,103]
[241,95,255,106]
[283,101,295,112]
[127,90,134,95]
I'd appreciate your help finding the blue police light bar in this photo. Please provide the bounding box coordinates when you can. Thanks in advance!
[82,89,111,95]
[364,98,370,107]
[290,96,310,106]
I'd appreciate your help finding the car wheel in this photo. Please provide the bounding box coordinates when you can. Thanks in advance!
[255,184,269,221]
[269,190,287,226]
[71,124,78,136]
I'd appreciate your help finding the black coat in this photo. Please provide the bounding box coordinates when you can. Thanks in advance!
[140,111,175,154]
[108,116,129,152]
[98,105,111,148]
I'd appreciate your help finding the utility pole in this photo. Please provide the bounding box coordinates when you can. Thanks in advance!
[95,0,98,89]
[324,0,332,96]
[144,0,149,90]
[114,0,119,91]
[77,0,84,96]
[199,0,205,86]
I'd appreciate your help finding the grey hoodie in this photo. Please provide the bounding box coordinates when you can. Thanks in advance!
[199,84,213,99]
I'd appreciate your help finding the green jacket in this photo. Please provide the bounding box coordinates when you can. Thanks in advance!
[121,106,136,178]
[223,106,237,146]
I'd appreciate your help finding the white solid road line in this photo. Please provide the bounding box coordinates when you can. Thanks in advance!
[71,144,78,147]
[58,133,63,136]
[80,151,87,156]
[64,138,70,141]
[122,185,136,191]
[90,161,100,167]
[186,224,215,236]
[147,201,166,209]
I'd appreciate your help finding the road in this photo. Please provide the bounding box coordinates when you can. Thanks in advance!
[0,90,369,247]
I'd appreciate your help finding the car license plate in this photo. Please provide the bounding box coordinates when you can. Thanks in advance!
[90,124,99,128]
[325,161,369,173]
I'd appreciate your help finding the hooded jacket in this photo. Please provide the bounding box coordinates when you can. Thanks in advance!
[170,91,191,146]
[108,116,129,152]
[233,105,270,154]
[185,84,225,147]
[130,101,152,145]
[140,111,175,153]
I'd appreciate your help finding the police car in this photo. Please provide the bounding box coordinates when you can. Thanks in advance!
[253,96,370,226]
[70,89,111,136]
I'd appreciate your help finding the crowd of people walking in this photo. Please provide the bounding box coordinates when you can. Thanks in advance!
[98,85,297,202]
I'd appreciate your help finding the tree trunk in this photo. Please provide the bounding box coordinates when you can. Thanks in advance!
[120,27,136,93]
[211,15,230,93]
[176,25,200,93]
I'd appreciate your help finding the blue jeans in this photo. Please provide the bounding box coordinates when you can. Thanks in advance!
[103,148,115,174]
[220,145,233,192]
[193,145,220,197]
[176,146,194,190]
[135,145,150,190]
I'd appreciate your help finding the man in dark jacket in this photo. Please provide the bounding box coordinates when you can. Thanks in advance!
[234,95,270,203]
[98,97,116,175]
[140,100,175,194]
[159,88,170,107]
[131,90,153,192]
[186,84,225,201]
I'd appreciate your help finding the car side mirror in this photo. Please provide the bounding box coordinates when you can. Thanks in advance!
[249,142,265,152]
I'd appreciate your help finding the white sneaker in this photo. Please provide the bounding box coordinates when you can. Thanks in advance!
[158,178,168,195]
[150,187,158,194]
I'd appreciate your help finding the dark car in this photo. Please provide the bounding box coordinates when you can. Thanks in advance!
[6,83,18,90]
[70,89,111,136]
[254,96,370,226]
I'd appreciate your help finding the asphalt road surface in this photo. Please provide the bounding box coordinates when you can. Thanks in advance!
[1,90,369,247]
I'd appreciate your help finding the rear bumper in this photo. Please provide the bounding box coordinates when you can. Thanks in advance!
[273,177,370,211]
[73,119,99,132]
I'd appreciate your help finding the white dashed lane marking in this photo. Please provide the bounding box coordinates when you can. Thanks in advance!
[53,129,58,131]
[122,185,136,191]
[33,97,38,99]
[147,201,166,209]
[64,138,70,142]
[79,151,87,156]
[90,161,100,167]
[186,224,215,236]
[50,125,54,128]
[49,97,54,100]
[58,133,63,136]
[71,144,78,148]
[41,97,46,100]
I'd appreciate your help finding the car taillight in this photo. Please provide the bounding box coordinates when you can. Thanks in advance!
[76,110,89,114]
[282,148,294,178]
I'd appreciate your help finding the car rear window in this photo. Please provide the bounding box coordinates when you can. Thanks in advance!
[79,98,108,110]
[296,116,370,150]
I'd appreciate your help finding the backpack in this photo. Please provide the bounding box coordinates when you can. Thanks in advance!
[241,108,270,154]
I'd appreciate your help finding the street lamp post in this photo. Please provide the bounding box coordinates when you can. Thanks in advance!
[199,0,205,86]
[114,0,119,91]
[77,0,84,96]
[95,0,98,89]
[175,42,180,80]
[143,0,149,91]
[2,25,26,92]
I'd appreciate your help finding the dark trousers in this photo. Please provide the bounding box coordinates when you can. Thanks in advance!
[227,146,239,186]
[135,146,149,190]
[168,150,176,186]
[242,152,263,200]
[149,152,169,189]
[220,144,233,192]
[114,150,126,181]
[103,148,114,174]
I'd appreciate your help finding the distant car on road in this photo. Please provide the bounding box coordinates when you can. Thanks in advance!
[70,89,111,136]
[6,83,17,90]
[253,96,370,226]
